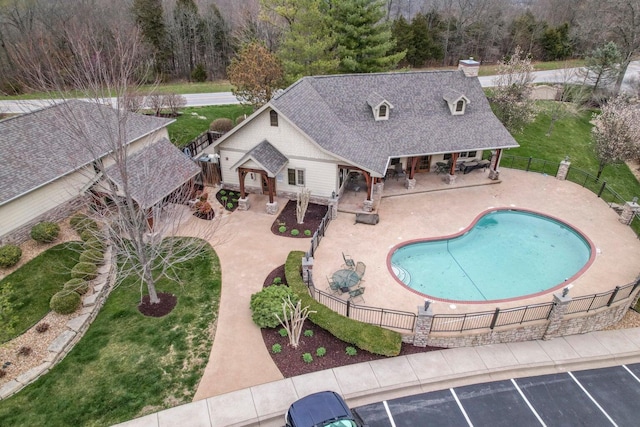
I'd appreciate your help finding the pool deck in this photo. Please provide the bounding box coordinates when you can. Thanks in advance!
[314,168,640,315]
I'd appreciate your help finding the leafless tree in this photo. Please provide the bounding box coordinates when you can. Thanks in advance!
[9,18,220,306]
[274,295,315,348]
[296,188,311,225]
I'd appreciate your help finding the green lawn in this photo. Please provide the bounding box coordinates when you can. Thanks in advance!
[0,240,221,427]
[507,102,640,201]
[168,104,253,147]
[0,241,82,343]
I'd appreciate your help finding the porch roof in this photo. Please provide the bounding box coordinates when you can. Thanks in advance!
[231,139,288,177]
[105,138,200,210]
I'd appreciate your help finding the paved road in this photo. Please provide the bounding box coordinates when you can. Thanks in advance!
[2,61,638,114]
[355,363,640,427]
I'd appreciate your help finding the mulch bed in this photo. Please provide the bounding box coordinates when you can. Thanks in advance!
[260,265,443,378]
[215,189,241,212]
[270,200,328,238]
[137,292,177,317]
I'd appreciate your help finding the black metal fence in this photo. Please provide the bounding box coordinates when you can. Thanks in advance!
[431,302,554,333]
[307,280,417,331]
[566,281,640,314]
[306,208,332,258]
[181,131,223,158]
[499,155,560,176]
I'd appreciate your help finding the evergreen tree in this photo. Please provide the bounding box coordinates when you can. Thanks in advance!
[540,23,572,61]
[327,0,405,73]
[131,0,169,75]
[172,0,200,79]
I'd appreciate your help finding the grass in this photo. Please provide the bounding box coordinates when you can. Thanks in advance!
[0,240,221,427]
[0,241,82,343]
[168,104,253,147]
[507,101,640,201]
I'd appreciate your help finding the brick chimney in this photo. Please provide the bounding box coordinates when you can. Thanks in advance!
[458,57,480,77]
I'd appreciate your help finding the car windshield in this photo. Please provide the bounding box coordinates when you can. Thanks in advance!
[323,420,357,427]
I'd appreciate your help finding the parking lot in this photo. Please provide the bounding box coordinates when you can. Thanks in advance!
[354,364,640,427]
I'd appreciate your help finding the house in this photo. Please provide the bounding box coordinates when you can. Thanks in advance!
[0,100,200,244]
[203,59,519,214]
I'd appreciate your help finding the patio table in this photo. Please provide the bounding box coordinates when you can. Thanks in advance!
[332,269,360,293]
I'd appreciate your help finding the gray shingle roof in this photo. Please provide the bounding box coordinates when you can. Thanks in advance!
[271,70,519,175]
[0,100,173,205]
[105,138,200,210]
[231,140,288,177]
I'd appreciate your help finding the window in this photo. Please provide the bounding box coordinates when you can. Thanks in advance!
[270,110,278,127]
[288,168,305,186]
[455,100,464,112]
[444,151,477,160]
[379,105,387,118]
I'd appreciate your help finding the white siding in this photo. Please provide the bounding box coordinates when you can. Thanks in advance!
[207,109,342,197]
[0,169,90,237]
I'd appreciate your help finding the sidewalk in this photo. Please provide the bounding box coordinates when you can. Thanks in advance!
[114,325,640,426]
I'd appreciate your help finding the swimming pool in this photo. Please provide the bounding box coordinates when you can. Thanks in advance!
[388,209,595,303]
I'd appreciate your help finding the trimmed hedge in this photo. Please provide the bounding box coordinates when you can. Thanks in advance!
[50,290,81,314]
[30,222,60,243]
[285,251,402,357]
[71,262,98,280]
[0,244,22,268]
[63,278,90,295]
[84,237,105,253]
[79,249,104,265]
[69,213,98,234]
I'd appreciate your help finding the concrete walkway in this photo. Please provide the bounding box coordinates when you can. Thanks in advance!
[114,325,640,426]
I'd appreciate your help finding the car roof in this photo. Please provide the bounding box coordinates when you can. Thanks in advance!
[287,391,352,426]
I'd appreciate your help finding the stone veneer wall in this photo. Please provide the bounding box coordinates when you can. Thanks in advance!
[0,196,85,245]
[403,292,637,349]
[220,184,330,206]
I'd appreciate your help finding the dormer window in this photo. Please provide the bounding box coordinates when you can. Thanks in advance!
[270,110,278,126]
[366,92,393,121]
[443,89,470,116]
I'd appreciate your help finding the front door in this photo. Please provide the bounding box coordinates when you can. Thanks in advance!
[417,156,431,172]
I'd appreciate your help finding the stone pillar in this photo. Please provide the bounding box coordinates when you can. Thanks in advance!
[619,200,640,225]
[375,181,385,194]
[412,302,434,347]
[265,201,278,215]
[363,199,374,212]
[542,292,571,340]
[328,198,338,220]
[444,174,457,184]
[405,178,416,189]
[301,256,314,283]
[556,159,571,181]
[238,197,250,211]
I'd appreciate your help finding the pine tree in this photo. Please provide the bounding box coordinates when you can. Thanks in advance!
[327,0,405,73]
[131,0,169,75]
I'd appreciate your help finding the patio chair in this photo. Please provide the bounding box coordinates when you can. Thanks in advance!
[355,261,366,280]
[342,252,356,269]
[435,162,449,175]
[348,287,365,303]
[327,276,342,295]
[394,163,406,180]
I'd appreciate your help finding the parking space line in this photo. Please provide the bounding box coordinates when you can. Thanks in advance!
[511,379,547,426]
[450,388,474,427]
[622,365,640,384]
[382,401,397,427]
[568,371,618,427]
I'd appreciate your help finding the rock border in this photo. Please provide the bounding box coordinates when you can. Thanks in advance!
[0,245,115,400]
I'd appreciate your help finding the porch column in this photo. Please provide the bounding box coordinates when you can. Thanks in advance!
[238,169,247,198]
[363,172,374,212]
[265,175,278,215]
[406,157,419,189]
[445,153,459,184]
[489,149,502,180]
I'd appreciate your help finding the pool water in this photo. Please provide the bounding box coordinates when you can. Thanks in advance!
[389,209,593,302]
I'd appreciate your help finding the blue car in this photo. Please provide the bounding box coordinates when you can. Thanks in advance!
[285,391,364,427]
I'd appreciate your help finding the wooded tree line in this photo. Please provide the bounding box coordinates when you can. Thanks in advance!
[0,0,638,93]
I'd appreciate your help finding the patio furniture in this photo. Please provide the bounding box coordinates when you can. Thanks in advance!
[355,261,366,280]
[461,159,491,174]
[348,287,365,303]
[332,269,360,291]
[327,276,342,295]
[342,252,356,269]
[394,163,406,180]
[435,162,449,174]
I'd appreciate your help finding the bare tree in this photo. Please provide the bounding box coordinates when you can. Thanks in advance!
[9,18,219,306]
[274,295,315,348]
[296,188,311,225]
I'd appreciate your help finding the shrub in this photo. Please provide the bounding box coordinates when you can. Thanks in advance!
[0,244,22,268]
[316,347,326,357]
[278,226,287,233]
[272,277,282,285]
[285,251,402,357]
[70,214,98,234]
[63,278,90,295]
[232,198,238,203]
[191,63,207,82]
[236,115,246,125]
[304,230,312,236]
[278,328,288,337]
[209,118,234,133]
[30,222,60,243]
[17,346,32,356]
[85,238,105,252]
[291,229,300,236]
[226,203,233,209]
[79,249,103,265]
[71,262,98,280]
[35,323,50,333]
[219,190,226,195]
[272,343,282,354]
[302,353,313,363]
[50,290,81,314]
[346,346,358,356]
[221,196,228,203]
[79,229,95,242]
[249,285,295,328]
[304,329,313,337]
